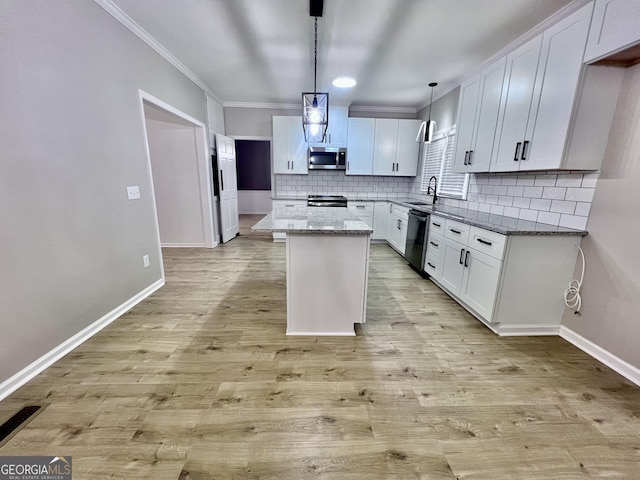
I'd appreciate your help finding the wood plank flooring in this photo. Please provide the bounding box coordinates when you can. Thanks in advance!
[1,225,639,479]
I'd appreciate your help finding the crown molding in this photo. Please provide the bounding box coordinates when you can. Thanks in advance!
[349,105,417,114]
[94,0,222,104]
[414,0,592,112]
[222,102,301,110]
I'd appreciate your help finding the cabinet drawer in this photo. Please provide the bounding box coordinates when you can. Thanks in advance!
[273,200,306,208]
[389,203,409,220]
[424,252,441,279]
[348,201,374,213]
[426,232,444,258]
[430,216,445,235]
[468,226,507,260]
[444,218,470,244]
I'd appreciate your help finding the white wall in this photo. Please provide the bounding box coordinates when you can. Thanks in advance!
[238,191,272,214]
[562,63,640,371]
[0,1,207,386]
[145,116,206,246]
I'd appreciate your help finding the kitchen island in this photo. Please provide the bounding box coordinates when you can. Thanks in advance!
[252,206,372,335]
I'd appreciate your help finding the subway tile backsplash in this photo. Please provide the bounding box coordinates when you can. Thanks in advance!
[275,170,598,230]
[431,171,599,230]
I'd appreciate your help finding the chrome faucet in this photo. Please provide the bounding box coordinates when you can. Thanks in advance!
[427,176,438,205]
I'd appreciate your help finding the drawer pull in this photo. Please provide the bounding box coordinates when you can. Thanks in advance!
[464,250,470,267]
[459,248,465,265]
[427,262,436,269]
[357,205,365,209]
[285,204,295,207]
[450,228,461,235]
[432,222,441,227]
[477,238,493,246]
[429,241,438,247]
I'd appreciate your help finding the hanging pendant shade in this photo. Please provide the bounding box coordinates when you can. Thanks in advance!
[302,14,328,142]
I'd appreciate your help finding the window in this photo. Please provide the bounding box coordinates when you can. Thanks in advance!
[421,126,468,199]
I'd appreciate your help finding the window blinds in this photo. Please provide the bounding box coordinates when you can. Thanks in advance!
[420,126,468,199]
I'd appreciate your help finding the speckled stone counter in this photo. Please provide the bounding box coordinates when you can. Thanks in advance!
[252,206,372,234]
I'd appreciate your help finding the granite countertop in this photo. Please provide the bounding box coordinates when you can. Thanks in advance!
[252,206,373,234]
[270,196,586,236]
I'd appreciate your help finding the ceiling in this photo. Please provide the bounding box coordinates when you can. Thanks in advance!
[110,0,576,110]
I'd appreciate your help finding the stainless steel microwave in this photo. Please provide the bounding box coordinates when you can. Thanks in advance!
[308,147,347,170]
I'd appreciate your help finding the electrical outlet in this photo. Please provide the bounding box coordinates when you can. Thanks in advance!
[143,255,150,268]
[127,186,140,200]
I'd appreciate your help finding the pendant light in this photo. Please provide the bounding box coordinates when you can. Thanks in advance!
[416,82,438,144]
[302,2,328,143]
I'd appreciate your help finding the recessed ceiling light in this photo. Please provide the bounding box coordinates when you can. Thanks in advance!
[332,77,357,88]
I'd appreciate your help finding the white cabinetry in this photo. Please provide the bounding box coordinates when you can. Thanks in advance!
[428,215,582,335]
[387,203,409,255]
[309,105,349,148]
[372,119,421,176]
[346,118,375,175]
[491,4,594,172]
[347,201,374,228]
[584,0,640,63]
[272,116,308,174]
[271,200,306,241]
[452,57,506,173]
[373,201,389,240]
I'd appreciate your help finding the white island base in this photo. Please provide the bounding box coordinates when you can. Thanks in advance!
[286,233,370,335]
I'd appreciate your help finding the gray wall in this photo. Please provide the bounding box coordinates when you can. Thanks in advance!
[0,1,206,383]
[562,63,640,370]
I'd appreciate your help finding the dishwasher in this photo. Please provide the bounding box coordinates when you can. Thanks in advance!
[405,209,431,276]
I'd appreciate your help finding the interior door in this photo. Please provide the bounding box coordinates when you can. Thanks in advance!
[216,134,239,243]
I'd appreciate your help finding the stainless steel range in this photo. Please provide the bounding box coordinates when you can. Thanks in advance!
[307,195,348,207]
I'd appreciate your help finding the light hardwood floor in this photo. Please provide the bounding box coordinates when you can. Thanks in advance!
[1,225,639,479]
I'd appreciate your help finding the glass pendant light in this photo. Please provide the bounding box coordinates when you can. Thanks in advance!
[302,14,328,143]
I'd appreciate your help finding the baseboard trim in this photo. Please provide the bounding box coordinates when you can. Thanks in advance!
[559,326,640,387]
[161,243,207,248]
[498,324,561,336]
[0,278,165,402]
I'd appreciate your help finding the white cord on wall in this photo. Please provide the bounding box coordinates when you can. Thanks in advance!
[564,245,585,313]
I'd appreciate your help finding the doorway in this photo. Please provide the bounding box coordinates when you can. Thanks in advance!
[234,138,273,215]
[139,92,215,250]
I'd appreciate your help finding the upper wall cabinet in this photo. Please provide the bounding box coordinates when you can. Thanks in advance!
[346,117,375,175]
[272,116,308,174]
[584,0,640,63]
[490,3,615,172]
[452,57,506,173]
[309,105,349,148]
[372,119,421,176]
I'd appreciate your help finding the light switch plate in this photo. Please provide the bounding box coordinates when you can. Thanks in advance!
[127,186,140,200]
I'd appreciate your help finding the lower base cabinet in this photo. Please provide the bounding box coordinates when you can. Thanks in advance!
[428,216,582,336]
[387,204,409,255]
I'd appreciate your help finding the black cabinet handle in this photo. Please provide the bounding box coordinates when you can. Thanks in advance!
[477,238,493,246]
[397,219,401,229]
[521,140,529,160]
[464,151,469,165]
[450,228,461,235]
[513,142,522,161]
[468,150,473,165]
[433,222,441,227]
[429,241,438,247]
[220,169,224,190]
[464,250,470,267]
[459,248,465,265]
[427,262,436,269]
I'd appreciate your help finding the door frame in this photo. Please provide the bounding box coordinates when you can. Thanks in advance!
[138,90,216,252]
